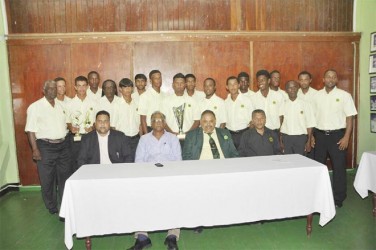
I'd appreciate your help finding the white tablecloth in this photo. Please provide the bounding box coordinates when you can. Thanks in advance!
[354,151,376,198]
[60,154,336,249]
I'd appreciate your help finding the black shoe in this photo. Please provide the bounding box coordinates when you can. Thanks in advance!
[335,202,343,208]
[49,208,58,215]
[164,236,178,250]
[193,227,203,234]
[127,238,152,250]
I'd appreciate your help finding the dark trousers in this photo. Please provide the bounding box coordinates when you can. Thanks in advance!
[227,128,247,150]
[314,129,347,204]
[281,134,307,155]
[69,133,82,173]
[125,134,140,162]
[36,138,72,212]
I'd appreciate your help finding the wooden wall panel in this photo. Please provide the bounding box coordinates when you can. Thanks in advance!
[5,0,353,33]
[8,44,71,185]
[192,42,250,98]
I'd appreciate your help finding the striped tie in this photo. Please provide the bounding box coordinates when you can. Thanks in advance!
[208,133,220,159]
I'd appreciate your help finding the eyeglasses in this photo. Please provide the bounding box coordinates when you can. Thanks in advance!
[151,118,164,123]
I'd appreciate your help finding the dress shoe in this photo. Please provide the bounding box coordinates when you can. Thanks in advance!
[193,227,203,234]
[127,238,152,250]
[164,236,178,250]
[335,202,343,208]
[49,208,58,215]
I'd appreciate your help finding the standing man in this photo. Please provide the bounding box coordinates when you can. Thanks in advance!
[313,69,357,208]
[251,70,284,132]
[184,73,205,102]
[66,76,97,172]
[280,80,316,155]
[237,72,255,100]
[132,73,147,104]
[25,80,71,214]
[138,70,165,134]
[238,109,280,157]
[77,110,132,167]
[297,71,318,104]
[199,78,227,128]
[269,70,288,100]
[98,79,120,125]
[183,110,238,160]
[128,111,181,250]
[87,71,102,103]
[55,77,71,104]
[161,73,200,136]
[113,78,141,162]
[224,76,254,149]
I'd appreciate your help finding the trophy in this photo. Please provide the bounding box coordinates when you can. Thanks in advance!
[173,103,186,139]
[70,111,83,141]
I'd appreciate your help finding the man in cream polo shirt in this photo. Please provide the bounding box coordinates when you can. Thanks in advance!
[138,69,165,134]
[98,79,121,125]
[25,80,71,215]
[66,76,97,172]
[87,71,102,103]
[313,69,357,208]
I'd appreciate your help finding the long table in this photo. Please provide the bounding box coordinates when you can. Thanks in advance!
[354,151,376,216]
[60,154,336,249]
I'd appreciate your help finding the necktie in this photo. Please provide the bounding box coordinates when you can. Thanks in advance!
[208,133,220,159]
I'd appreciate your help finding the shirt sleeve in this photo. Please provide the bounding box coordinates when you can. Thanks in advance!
[343,92,358,116]
[25,104,38,132]
[134,136,146,162]
[137,93,148,116]
[170,136,182,161]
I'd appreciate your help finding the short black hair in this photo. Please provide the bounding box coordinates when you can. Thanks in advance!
[185,73,196,81]
[135,74,147,81]
[101,79,118,96]
[237,72,249,79]
[149,70,161,79]
[96,110,110,119]
[204,77,216,86]
[88,71,99,78]
[324,69,337,77]
[226,76,238,85]
[54,77,66,82]
[201,110,216,119]
[298,71,312,79]
[256,70,270,79]
[119,78,134,88]
[75,76,88,85]
[252,109,266,117]
[285,80,298,90]
[270,70,280,76]
[173,73,185,81]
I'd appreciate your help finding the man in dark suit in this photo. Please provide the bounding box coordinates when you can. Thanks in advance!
[77,110,133,167]
[183,110,238,160]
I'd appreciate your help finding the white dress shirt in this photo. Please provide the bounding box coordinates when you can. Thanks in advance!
[97,131,112,164]
[199,94,227,127]
[225,93,254,131]
[98,95,121,125]
[138,88,165,126]
[113,97,140,137]
[86,88,102,103]
[199,130,225,160]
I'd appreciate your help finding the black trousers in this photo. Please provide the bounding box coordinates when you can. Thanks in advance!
[227,128,247,150]
[69,133,82,173]
[314,129,347,204]
[36,138,72,212]
[125,134,140,162]
[281,134,307,155]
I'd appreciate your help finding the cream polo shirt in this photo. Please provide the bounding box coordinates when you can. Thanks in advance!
[98,95,121,125]
[86,88,102,103]
[297,87,318,105]
[25,97,67,139]
[241,90,255,101]
[113,97,140,137]
[274,88,288,100]
[66,96,98,134]
[225,93,254,131]
[199,130,225,160]
[161,94,200,133]
[199,94,227,127]
[183,90,205,103]
[314,86,357,130]
[137,87,165,126]
[251,90,284,130]
[280,98,316,135]
[97,131,111,164]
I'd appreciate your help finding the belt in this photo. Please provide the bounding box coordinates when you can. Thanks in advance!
[227,127,248,134]
[315,128,345,136]
[39,138,65,144]
[126,134,140,139]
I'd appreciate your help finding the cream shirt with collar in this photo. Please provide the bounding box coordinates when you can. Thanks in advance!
[113,97,140,137]
[183,89,205,103]
[297,87,318,105]
[87,87,102,103]
[199,130,225,160]
[199,94,227,127]
[66,95,98,134]
[98,95,121,125]
[225,93,254,131]
[137,87,165,126]
[25,97,67,139]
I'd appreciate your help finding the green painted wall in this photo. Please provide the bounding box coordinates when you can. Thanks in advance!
[0,2,19,188]
[356,0,376,161]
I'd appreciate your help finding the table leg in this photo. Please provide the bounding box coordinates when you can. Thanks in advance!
[306,214,313,237]
[373,193,376,217]
[85,237,91,250]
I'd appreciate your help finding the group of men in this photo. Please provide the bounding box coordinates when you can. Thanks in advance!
[25,68,357,250]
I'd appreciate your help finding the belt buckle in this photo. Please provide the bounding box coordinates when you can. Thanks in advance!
[324,130,330,136]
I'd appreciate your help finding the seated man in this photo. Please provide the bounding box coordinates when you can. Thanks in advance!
[129,111,181,250]
[77,110,133,167]
[183,110,238,160]
[238,109,280,157]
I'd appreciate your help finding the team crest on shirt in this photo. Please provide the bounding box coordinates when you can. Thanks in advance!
[90,107,93,111]
[300,111,304,114]
[336,98,340,102]
[269,137,273,142]
[214,106,217,109]
[241,104,244,108]
[272,101,276,104]
[188,104,191,108]
[224,135,229,140]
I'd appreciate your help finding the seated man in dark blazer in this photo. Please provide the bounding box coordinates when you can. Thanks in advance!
[183,110,238,160]
[77,110,133,167]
